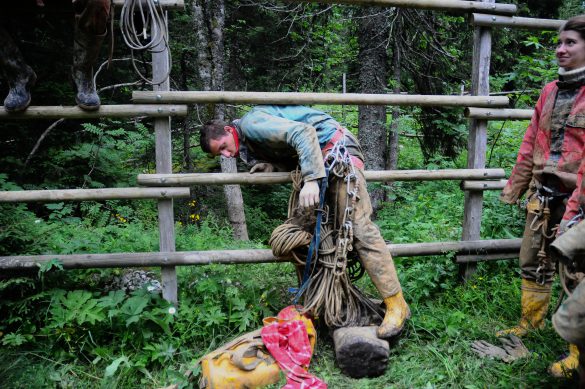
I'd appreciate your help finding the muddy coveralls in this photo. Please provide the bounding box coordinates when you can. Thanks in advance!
[551,154,585,382]
[0,0,110,111]
[499,68,585,376]
[232,105,409,338]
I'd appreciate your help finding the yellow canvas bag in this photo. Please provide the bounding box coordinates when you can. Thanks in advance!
[199,328,281,389]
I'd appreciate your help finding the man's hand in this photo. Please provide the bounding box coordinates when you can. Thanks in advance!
[299,180,320,208]
[250,163,275,174]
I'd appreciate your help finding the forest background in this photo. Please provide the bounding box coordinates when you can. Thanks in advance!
[1,0,584,387]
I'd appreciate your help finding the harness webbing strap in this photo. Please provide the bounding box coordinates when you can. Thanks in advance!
[294,175,329,304]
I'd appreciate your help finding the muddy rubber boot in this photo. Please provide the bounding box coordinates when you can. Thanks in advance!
[0,26,36,112]
[72,30,104,111]
[549,344,580,378]
[377,291,411,338]
[4,69,36,112]
[496,279,551,337]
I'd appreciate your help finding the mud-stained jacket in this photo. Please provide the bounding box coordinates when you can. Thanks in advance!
[233,105,364,182]
[501,80,585,222]
[565,151,585,222]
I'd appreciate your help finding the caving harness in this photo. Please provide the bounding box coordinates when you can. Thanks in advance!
[528,185,570,285]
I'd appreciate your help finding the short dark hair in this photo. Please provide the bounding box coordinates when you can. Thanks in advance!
[561,14,585,41]
[200,119,230,153]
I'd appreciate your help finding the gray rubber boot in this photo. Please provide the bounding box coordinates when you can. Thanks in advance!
[72,30,105,111]
[0,26,36,112]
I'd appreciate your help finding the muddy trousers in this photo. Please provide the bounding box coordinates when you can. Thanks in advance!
[553,280,585,386]
[327,168,401,298]
[519,199,566,285]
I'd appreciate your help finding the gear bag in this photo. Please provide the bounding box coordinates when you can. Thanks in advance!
[199,307,318,389]
[199,328,280,389]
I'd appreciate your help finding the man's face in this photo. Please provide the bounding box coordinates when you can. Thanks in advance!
[208,127,237,158]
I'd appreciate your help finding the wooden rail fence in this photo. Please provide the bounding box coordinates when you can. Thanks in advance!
[1,0,567,302]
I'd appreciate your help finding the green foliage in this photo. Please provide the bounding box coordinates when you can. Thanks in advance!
[242,184,292,241]
[39,120,152,190]
[559,0,585,19]
[492,32,557,107]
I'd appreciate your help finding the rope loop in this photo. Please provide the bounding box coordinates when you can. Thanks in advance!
[119,0,171,85]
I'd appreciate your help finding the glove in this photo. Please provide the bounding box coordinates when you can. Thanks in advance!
[250,163,275,174]
[557,219,570,236]
[299,180,320,208]
[499,334,530,360]
[470,335,529,363]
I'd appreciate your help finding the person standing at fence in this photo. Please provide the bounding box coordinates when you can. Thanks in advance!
[200,105,410,339]
[0,0,110,112]
[498,14,585,377]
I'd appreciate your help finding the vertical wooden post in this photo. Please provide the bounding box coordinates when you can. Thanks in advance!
[153,20,178,304]
[458,0,493,281]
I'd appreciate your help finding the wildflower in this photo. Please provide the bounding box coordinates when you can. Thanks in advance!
[168,307,176,315]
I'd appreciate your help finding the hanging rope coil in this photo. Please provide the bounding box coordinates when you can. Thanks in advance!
[119,0,171,85]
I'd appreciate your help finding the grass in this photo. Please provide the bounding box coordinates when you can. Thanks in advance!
[303,265,576,389]
[0,259,579,388]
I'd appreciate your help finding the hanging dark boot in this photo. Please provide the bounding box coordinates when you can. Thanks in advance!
[0,26,36,112]
[72,30,105,111]
[4,69,36,112]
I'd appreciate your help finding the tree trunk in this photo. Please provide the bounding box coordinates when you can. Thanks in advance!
[192,0,249,240]
[357,6,389,214]
[387,12,402,173]
[180,52,193,172]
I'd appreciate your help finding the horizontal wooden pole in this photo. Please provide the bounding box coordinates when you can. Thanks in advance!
[462,179,507,191]
[0,239,522,270]
[0,105,188,120]
[456,252,519,263]
[472,13,564,30]
[465,107,533,120]
[0,187,190,203]
[391,238,521,257]
[137,169,506,186]
[293,1,517,15]
[132,91,509,108]
[112,0,184,9]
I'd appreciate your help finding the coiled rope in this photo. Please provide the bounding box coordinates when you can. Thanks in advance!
[119,0,171,85]
[269,136,382,328]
